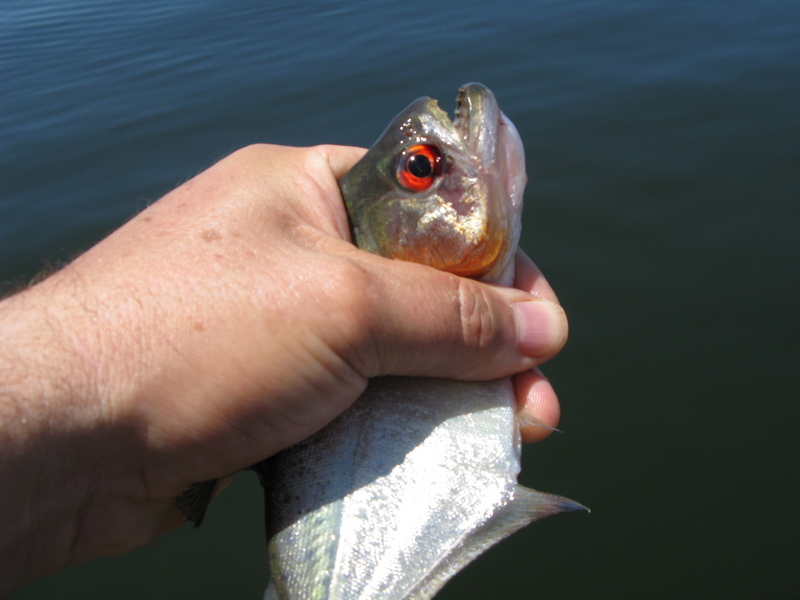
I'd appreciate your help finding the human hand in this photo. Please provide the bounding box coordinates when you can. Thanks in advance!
[0,144,567,591]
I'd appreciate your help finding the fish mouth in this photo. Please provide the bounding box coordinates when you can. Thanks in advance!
[453,83,527,210]
[453,83,495,154]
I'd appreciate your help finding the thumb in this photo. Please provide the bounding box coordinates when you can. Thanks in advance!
[338,255,568,382]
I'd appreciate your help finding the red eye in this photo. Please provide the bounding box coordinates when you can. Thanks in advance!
[397,144,442,192]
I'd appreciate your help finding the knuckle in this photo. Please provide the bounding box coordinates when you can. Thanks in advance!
[331,261,376,314]
[456,279,501,352]
[317,260,381,373]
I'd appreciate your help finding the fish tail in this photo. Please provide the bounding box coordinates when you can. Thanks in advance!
[474,485,588,548]
[514,484,589,518]
[404,486,587,599]
[262,579,278,600]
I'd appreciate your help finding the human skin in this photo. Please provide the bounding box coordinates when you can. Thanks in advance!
[0,144,567,596]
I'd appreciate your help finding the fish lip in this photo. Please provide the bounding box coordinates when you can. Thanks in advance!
[452,82,500,155]
[453,83,526,210]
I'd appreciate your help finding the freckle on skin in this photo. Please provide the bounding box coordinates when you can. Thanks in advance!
[193,322,205,332]
[200,229,223,242]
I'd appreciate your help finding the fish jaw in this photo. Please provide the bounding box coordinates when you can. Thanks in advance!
[452,82,527,285]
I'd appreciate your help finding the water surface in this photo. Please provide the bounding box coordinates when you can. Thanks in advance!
[4,1,799,598]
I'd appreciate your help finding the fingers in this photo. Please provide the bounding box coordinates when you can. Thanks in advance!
[513,298,569,358]
[512,250,564,442]
[318,144,368,180]
[340,254,568,383]
[514,248,560,302]
[514,368,561,443]
[340,254,566,443]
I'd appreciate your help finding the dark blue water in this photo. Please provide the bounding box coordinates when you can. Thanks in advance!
[4,1,799,598]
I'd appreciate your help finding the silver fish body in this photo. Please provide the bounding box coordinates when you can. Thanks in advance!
[260,84,583,600]
[262,377,577,600]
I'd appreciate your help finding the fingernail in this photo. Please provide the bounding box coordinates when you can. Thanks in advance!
[513,300,568,358]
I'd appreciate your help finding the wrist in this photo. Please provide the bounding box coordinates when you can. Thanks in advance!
[0,278,122,591]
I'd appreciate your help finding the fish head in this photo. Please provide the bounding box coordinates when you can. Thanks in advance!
[340,83,526,285]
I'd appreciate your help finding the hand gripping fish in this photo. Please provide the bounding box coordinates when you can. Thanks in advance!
[178,83,585,600]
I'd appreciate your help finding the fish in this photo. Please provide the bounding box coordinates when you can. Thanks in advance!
[176,83,584,599]
[258,83,584,599]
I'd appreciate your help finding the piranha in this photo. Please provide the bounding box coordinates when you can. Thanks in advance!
[178,83,584,599]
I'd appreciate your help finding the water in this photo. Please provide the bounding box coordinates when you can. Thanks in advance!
[3,1,799,598]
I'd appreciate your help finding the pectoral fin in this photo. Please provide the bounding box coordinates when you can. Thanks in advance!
[176,479,219,527]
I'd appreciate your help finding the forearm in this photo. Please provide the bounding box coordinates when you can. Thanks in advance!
[0,276,153,594]
[0,286,86,590]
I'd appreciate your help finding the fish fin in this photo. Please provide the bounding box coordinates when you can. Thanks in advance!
[516,410,562,434]
[405,486,588,600]
[507,485,589,519]
[176,479,219,527]
[178,461,270,528]
[249,458,271,488]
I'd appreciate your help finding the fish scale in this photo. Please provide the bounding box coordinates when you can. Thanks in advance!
[262,378,533,599]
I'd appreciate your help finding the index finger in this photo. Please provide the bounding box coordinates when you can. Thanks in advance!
[317,144,368,180]
[514,249,560,303]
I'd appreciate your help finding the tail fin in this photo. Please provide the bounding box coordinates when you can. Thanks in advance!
[404,486,588,600]
[459,485,588,559]
[514,485,589,519]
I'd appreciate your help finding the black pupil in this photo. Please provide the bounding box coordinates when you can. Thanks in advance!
[407,153,432,179]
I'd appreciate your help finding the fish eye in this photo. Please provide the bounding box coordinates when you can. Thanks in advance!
[397,144,442,192]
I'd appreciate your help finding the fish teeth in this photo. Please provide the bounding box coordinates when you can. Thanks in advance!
[453,87,470,140]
